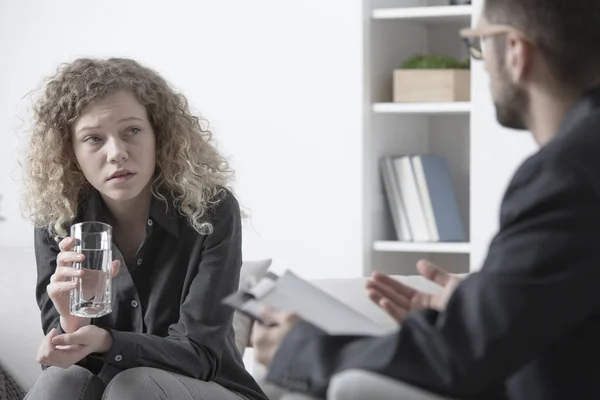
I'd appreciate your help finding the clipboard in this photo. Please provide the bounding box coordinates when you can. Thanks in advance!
[222,270,397,336]
[222,272,280,326]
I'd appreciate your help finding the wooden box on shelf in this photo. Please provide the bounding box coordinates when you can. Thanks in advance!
[393,69,471,103]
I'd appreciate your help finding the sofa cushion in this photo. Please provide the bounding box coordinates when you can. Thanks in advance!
[0,362,26,400]
[0,246,43,390]
[232,259,272,355]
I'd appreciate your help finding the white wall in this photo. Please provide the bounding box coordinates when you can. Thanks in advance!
[0,0,363,279]
[0,0,542,280]
[469,0,537,270]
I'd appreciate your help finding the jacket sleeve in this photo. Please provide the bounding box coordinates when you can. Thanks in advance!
[97,193,242,380]
[33,227,63,335]
[267,157,600,399]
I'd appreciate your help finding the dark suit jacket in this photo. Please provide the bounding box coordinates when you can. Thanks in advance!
[267,87,600,400]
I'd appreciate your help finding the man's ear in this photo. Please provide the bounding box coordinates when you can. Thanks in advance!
[505,35,533,85]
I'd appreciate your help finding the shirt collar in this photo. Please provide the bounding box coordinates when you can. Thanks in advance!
[556,85,600,139]
[81,190,180,238]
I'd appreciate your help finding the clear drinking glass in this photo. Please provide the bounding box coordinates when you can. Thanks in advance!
[69,222,113,318]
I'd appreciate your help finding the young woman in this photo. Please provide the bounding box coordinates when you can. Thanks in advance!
[22,57,267,400]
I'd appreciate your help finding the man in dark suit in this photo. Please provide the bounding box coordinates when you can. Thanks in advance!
[253,1,600,399]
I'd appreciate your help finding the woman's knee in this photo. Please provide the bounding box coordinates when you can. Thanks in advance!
[103,367,211,400]
[26,366,104,400]
[102,367,161,399]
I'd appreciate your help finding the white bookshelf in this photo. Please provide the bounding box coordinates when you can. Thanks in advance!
[363,0,474,276]
[372,5,472,23]
[373,241,471,254]
[373,102,471,114]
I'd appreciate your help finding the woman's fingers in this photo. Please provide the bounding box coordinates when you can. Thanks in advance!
[111,260,120,278]
[47,280,78,299]
[37,328,84,368]
[37,328,59,365]
[58,237,76,252]
[50,266,83,283]
[57,237,84,268]
[56,251,84,268]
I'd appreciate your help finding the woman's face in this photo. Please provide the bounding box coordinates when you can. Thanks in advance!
[72,90,156,203]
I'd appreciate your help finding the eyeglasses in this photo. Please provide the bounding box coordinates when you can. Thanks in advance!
[459,24,529,60]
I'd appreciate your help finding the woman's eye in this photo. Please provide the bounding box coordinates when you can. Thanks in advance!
[83,136,102,143]
[128,127,141,135]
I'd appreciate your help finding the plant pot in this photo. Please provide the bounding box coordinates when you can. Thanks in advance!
[393,69,471,103]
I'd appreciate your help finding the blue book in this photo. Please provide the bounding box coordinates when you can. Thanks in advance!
[411,155,467,242]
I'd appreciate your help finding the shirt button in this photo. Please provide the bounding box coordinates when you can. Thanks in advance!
[147,219,153,226]
[115,355,123,362]
[131,300,139,308]
[136,258,142,265]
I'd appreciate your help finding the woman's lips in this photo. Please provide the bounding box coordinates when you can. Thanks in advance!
[108,172,135,183]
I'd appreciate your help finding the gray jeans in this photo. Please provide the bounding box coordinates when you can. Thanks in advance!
[25,365,247,400]
[280,370,456,400]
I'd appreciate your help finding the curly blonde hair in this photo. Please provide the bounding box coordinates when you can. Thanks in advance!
[22,57,235,239]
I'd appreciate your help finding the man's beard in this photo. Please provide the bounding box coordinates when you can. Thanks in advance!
[494,66,529,130]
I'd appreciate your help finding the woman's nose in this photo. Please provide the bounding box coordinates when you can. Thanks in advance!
[107,138,129,164]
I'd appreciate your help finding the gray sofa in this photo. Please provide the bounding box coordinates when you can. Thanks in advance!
[0,245,450,399]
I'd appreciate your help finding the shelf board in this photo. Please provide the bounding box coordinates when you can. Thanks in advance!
[372,5,473,23]
[372,102,471,115]
[373,241,471,254]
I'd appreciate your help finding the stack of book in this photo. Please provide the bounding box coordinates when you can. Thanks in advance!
[380,154,466,242]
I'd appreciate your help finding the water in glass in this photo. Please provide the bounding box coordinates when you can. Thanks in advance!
[70,222,113,318]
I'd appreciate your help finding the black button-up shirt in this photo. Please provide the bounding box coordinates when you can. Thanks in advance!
[34,190,267,400]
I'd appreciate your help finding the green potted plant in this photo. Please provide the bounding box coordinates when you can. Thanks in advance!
[393,54,471,103]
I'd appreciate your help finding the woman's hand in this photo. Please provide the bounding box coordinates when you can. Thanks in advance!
[367,260,462,324]
[47,237,120,332]
[36,325,112,369]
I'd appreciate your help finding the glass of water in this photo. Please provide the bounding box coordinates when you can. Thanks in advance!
[69,221,113,318]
